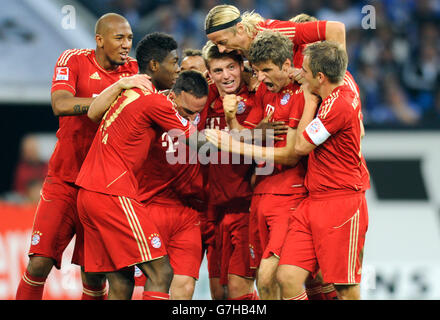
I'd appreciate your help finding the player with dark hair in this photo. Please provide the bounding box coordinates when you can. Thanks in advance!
[181,48,208,75]
[15,13,148,300]
[77,31,209,299]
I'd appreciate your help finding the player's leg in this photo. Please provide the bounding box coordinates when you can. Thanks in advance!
[209,277,226,299]
[334,284,361,300]
[105,268,134,300]
[257,255,280,299]
[227,274,255,300]
[17,177,78,300]
[137,255,174,300]
[277,197,317,300]
[276,265,310,300]
[80,268,107,300]
[313,194,368,301]
[170,275,195,300]
[223,212,255,300]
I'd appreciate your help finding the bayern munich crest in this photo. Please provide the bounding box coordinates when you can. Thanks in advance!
[31,231,43,245]
[149,233,162,249]
[280,93,291,105]
[192,113,200,125]
[249,245,255,259]
[237,101,246,114]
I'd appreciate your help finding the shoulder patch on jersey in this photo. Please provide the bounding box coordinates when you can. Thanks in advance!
[57,48,93,66]
[55,67,69,81]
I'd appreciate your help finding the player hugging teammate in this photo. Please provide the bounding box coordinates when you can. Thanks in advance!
[17,4,369,301]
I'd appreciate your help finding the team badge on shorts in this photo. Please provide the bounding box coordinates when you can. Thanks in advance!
[237,101,246,114]
[149,233,162,249]
[31,231,43,246]
[249,244,255,259]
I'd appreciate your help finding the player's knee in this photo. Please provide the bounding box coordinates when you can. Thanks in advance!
[157,263,174,287]
[257,268,275,290]
[334,284,360,300]
[276,266,294,289]
[28,256,54,278]
[172,278,195,299]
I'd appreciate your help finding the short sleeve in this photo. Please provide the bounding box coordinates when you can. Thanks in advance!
[51,49,80,95]
[148,95,196,139]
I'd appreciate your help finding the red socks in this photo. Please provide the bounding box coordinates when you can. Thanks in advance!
[81,283,107,300]
[16,270,46,300]
[142,291,170,300]
[322,283,339,300]
[305,282,326,300]
[284,290,309,300]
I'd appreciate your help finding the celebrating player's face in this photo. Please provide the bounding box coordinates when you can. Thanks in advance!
[301,56,319,95]
[100,20,133,66]
[156,50,180,91]
[208,57,243,95]
[173,91,207,122]
[181,56,207,74]
[252,60,290,93]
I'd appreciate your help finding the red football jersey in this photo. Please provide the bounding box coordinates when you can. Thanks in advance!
[75,88,195,200]
[202,83,255,206]
[137,116,205,207]
[257,19,327,68]
[244,82,307,195]
[343,71,370,192]
[49,49,138,183]
[303,79,364,194]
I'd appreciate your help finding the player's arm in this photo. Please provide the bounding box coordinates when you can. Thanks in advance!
[325,21,346,51]
[51,90,94,116]
[223,94,287,141]
[88,74,153,122]
[205,126,301,166]
[295,84,321,156]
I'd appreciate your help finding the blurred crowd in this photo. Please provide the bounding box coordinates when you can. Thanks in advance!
[79,0,440,128]
[2,0,439,204]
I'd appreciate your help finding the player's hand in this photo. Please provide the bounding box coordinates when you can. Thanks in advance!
[255,111,288,141]
[118,74,153,92]
[301,82,321,107]
[289,67,305,84]
[205,128,235,152]
[222,94,241,120]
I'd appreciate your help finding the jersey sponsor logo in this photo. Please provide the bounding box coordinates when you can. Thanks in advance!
[31,231,43,246]
[306,117,331,146]
[89,72,101,80]
[237,101,246,114]
[55,67,69,81]
[148,233,162,249]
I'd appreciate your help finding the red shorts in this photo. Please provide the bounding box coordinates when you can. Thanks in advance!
[249,193,306,267]
[77,188,166,273]
[199,208,220,279]
[279,192,369,284]
[216,209,255,286]
[146,203,202,279]
[28,176,83,269]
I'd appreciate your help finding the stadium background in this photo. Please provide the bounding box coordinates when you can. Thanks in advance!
[0,0,439,300]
